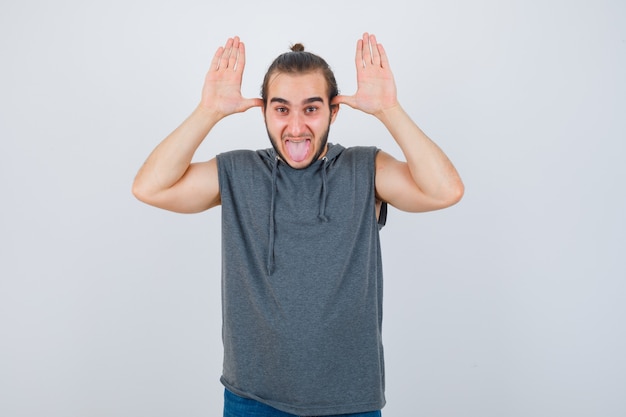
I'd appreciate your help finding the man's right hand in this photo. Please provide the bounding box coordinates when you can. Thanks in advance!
[200,36,263,118]
[133,36,262,213]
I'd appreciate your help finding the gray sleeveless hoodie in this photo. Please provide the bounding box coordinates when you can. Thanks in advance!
[216,143,387,416]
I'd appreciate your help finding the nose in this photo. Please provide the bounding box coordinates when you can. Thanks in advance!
[286,112,306,136]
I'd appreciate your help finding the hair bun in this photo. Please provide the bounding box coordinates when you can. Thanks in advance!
[290,43,305,52]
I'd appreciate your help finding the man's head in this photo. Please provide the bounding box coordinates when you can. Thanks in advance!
[261,44,340,169]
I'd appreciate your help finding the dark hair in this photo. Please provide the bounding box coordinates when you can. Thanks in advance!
[261,43,339,107]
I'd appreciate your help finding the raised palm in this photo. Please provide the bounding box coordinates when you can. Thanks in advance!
[200,36,262,117]
[334,33,398,116]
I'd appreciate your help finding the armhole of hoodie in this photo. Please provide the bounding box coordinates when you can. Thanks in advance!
[371,147,387,230]
[377,202,388,229]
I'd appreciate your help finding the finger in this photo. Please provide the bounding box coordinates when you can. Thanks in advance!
[332,94,356,109]
[377,42,390,69]
[228,36,240,70]
[354,39,364,69]
[246,97,264,109]
[361,32,372,65]
[369,33,382,67]
[235,97,264,114]
[219,37,234,70]
[210,46,223,71]
[236,41,246,73]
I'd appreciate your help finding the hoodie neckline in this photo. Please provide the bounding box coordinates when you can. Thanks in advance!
[265,143,344,275]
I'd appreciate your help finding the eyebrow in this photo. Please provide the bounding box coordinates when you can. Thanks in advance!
[269,97,325,105]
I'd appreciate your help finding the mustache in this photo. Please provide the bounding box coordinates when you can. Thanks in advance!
[282,134,312,140]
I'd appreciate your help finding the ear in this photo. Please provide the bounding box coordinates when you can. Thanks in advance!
[330,103,340,124]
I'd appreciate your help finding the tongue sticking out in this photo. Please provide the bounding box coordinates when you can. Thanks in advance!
[285,139,310,163]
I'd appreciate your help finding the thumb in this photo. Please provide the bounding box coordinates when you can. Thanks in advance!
[332,94,356,109]
[241,97,264,112]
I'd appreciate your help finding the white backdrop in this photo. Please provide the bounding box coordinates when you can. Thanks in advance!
[1,1,625,416]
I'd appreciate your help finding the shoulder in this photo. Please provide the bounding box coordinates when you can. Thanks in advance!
[331,143,378,158]
[333,145,380,169]
[217,148,274,171]
[217,148,269,162]
[343,145,378,154]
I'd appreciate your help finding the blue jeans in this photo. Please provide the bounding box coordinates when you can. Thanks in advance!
[223,389,382,417]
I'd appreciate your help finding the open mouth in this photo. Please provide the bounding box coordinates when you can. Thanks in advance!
[285,139,311,163]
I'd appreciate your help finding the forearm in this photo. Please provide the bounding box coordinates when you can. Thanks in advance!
[376,104,463,202]
[133,105,221,196]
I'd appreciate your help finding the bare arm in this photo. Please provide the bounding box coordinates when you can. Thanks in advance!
[333,33,464,212]
[132,36,263,213]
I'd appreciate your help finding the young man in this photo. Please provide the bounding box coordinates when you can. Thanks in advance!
[133,33,463,417]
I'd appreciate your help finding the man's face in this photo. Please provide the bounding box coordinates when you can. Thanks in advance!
[263,71,339,169]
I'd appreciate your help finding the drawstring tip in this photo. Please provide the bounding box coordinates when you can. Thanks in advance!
[318,215,329,222]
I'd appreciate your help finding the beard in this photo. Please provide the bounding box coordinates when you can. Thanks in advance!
[266,121,331,169]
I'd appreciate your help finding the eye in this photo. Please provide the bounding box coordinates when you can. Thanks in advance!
[305,106,318,113]
[275,106,288,114]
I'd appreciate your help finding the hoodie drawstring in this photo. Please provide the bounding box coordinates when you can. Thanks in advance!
[318,157,329,222]
[267,154,330,275]
[267,155,279,275]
